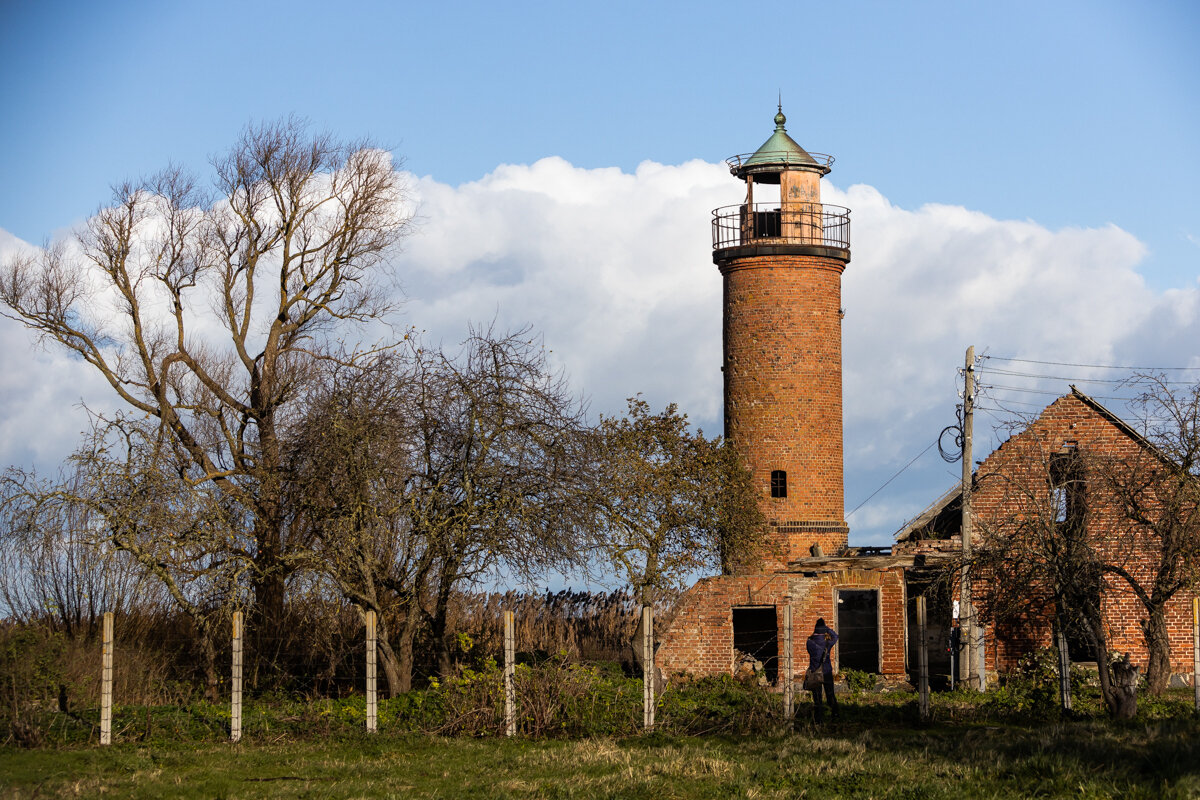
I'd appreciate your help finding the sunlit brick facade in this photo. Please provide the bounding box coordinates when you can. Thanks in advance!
[896,389,1200,685]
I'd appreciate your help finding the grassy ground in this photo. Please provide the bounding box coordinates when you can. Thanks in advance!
[3,700,1199,799]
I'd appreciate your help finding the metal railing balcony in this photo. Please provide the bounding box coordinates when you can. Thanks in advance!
[725,151,836,172]
[712,202,850,252]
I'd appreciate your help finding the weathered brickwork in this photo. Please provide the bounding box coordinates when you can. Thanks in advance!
[970,393,1199,677]
[656,566,908,681]
[720,253,850,567]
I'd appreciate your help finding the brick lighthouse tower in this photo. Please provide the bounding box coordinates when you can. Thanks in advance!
[712,106,852,569]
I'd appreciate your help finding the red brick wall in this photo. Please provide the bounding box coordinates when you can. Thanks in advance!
[971,393,1200,676]
[720,252,849,567]
[656,567,907,681]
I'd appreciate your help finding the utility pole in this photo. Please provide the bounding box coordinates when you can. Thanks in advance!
[960,345,982,690]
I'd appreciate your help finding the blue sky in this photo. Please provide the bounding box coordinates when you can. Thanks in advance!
[2,0,1199,548]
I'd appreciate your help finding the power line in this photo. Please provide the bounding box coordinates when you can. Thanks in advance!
[981,367,1195,386]
[979,383,1138,403]
[846,440,937,520]
[981,384,1075,396]
[984,356,1200,372]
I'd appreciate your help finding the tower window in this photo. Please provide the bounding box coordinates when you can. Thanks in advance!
[770,470,787,498]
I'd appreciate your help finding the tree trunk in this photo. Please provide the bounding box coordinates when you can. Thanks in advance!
[392,600,425,693]
[250,567,288,674]
[375,619,404,698]
[1140,607,1172,695]
[1110,652,1139,719]
[1084,613,1125,719]
[201,630,219,703]
[249,463,291,647]
[433,587,453,678]
[249,505,289,683]
[1087,617,1138,720]
[427,556,458,679]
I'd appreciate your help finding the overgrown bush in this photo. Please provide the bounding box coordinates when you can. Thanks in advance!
[414,656,640,737]
[841,668,878,696]
[373,659,784,739]
[983,647,1098,718]
[658,673,781,734]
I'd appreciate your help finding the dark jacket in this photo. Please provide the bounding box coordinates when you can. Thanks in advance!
[806,625,838,675]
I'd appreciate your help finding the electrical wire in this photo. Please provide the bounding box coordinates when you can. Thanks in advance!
[982,368,1195,386]
[984,356,1200,372]
[845,355,1195,524]
[980,383,1136,402]
[846,440,937,520]
[938,403,965,464]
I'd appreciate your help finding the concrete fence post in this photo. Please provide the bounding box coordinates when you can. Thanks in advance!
[504,609,516,737]
[231,611,243,743]
[1192,596,1199,713]
[1056,629,1072,712]
[917,597,929,720]
[365,610,377,733]
[782,602,794,719]
[975,612,987,692]
[642,605,655,731]
[100,611,113,746]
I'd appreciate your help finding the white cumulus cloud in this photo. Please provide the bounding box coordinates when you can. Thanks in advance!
[3,158,1198,546]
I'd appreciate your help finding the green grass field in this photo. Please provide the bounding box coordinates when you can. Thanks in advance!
[4,705,1199,799]
[4,662,1199,799]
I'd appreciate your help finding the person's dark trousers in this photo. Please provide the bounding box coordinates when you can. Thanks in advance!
[811,673,839,721]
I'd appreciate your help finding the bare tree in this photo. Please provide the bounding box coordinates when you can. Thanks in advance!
[288,349,434,694]
[2,417,244,696]
[293,327,596,685]
[972,427,1138,718]
[1090,375,1200,694]
[596,398,765,605]
[0,118,412,636]
[0,463,160,640]
[405,328,596,677]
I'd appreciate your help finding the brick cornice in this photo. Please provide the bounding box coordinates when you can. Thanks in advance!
[714,244,850,266]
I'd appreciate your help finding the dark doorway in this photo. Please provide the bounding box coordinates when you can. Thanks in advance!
[906,576,954,689]
[836,590,880,673]
[732,607,778,684]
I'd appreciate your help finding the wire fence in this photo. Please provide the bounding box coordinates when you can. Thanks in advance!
[4,596,843,746]
[5,589,786,745]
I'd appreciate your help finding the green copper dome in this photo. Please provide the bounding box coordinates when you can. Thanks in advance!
[728,107,832,181]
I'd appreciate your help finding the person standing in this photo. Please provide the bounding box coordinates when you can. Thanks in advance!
[806,618,839,722]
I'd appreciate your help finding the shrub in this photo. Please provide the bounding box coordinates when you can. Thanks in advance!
[657,674,781,735]
[983,647,1099,718]
[841,669,878,696]
[389,658,786,738]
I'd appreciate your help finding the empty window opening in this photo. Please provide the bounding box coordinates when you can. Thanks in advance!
[1052,485,1069,523]
[732,607,779,684]
[1050,449,1084,529]
[770,470,787,498]
[753,209,782,238]
[836,589,880,673]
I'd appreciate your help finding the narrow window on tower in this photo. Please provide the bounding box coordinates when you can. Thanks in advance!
[770,470,787,498]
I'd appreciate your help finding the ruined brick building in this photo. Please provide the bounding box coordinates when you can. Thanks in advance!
[895,388,1200,683]
[654,110,1199,689]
